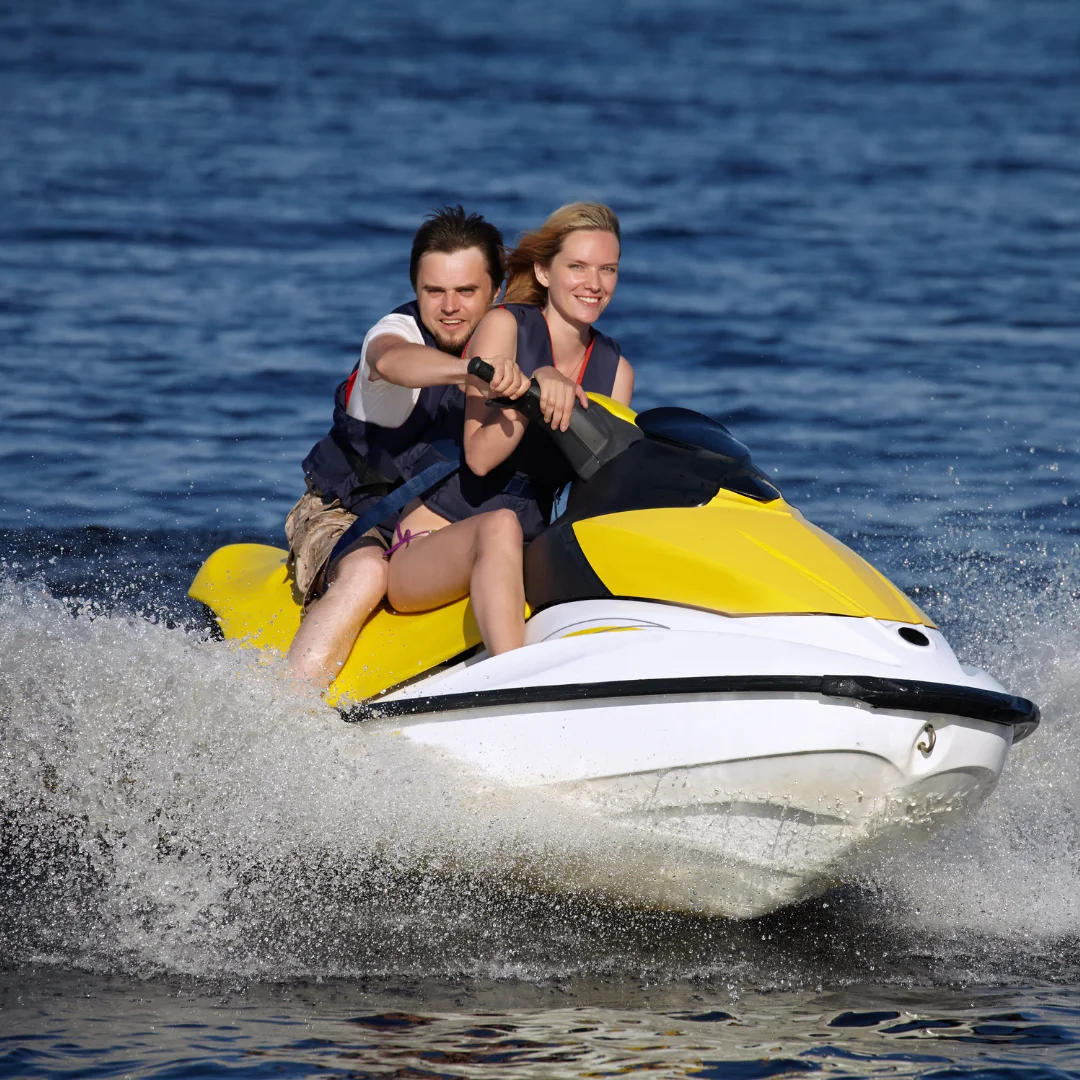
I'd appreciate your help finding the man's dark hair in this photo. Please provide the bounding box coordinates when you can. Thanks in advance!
[409,205,505,291]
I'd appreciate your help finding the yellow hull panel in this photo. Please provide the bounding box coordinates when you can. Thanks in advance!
[572,492,933,625]
[188,543,480,705]
[585,392,637,424]
[189,488,930,706]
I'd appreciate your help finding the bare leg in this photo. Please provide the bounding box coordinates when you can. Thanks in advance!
[387,509,525,655]
[287,542,389,689]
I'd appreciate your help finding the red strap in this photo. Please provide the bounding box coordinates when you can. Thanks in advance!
[539,309,595,386]
[576,332,596,386]
[343,367,359,408]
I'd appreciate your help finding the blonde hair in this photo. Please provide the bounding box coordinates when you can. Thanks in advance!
[504,202,621,305]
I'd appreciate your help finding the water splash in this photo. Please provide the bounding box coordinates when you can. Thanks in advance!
[2,555,1079,985]
[0,579,742,979]
[870,556,1080,957]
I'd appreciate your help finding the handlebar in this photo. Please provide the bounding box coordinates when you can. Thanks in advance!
[467,356,496,383]
[468,355,546,426]
[465,356,642,481]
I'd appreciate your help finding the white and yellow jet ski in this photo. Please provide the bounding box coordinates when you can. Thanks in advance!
[190,361,1038,918]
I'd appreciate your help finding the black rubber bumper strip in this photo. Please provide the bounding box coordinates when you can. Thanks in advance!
[343,674,1040,741]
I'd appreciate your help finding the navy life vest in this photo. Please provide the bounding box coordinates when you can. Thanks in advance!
[501,302,622,397]
[301,300,453,515]
[420,304,622,537]
[301,300,623,544]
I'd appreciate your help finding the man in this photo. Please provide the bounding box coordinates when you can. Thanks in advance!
[286,206,529,688]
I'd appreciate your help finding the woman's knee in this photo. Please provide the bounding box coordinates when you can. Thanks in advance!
[477,509,523,553]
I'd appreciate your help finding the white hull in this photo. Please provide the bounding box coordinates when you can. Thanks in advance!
[360,603,1027,918]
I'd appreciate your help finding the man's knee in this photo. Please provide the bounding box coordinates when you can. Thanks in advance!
[326,543,388,594]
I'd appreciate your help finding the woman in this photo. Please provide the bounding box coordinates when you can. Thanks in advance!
[382,202,633,656]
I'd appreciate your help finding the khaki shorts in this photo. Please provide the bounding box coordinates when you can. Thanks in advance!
[285,485,385,610]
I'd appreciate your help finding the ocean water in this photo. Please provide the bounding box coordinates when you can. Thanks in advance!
[2,0,1080,1075]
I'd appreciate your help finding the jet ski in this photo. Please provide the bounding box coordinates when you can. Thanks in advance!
[190,360,1039,919]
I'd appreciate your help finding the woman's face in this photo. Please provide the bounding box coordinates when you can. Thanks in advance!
[536,229,620,324]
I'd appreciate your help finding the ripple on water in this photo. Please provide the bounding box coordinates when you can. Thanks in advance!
[5,975,1080,1079]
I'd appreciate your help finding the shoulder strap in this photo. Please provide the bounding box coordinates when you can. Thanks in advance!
[579,329,621,396]
[505,303,618,391]
[391,299,439,349]
[502,303,554,376]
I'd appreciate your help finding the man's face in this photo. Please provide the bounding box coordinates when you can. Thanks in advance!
[415,247,497,354]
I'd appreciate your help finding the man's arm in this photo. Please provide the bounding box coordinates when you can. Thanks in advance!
[367,334,468,389]
[345,313,432,426]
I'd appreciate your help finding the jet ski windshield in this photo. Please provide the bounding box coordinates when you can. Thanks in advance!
[633,406,779,504]
[635,407,753,465]
[466,357,778,507]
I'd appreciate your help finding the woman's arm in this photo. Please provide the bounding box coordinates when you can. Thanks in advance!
[611,356,635,406]
[531,367,589,431]
[464,307,532,476]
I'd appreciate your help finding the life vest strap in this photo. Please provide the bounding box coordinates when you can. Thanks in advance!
[326,441,462,566]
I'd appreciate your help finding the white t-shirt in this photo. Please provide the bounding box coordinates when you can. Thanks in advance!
[345,311,426,428]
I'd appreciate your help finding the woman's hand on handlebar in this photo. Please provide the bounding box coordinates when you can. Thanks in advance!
[476,355,531,400]
[533,366,589,432]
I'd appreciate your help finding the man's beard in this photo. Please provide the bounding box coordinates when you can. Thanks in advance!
[427,322,474,356]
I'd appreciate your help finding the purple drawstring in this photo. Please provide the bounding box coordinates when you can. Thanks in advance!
[383,524,432,559]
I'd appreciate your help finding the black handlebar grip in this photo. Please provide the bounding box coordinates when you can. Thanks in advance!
[467,356,495,383]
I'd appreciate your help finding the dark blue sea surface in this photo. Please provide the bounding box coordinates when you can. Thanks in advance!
[1,0,1079,1076]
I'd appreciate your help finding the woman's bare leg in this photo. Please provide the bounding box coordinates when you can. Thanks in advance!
[387,509,524,654]
[287,542,388,689]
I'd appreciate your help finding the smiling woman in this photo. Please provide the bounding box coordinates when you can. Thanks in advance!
[479,201,636,429]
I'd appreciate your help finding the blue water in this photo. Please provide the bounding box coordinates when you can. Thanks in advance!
[2,0,1080,1075]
